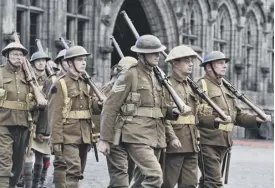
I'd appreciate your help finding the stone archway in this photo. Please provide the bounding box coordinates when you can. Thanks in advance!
[96,0,179,84]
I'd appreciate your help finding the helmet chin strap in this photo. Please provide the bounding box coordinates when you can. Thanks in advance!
[210,63,222,79]
[72,61,82,74]
[140,54,154,67]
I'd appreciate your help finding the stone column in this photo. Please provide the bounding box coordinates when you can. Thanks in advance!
[232,63,245,139]
[260,67,270,105]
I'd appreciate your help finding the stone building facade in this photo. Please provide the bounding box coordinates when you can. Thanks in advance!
[0,0,274,137]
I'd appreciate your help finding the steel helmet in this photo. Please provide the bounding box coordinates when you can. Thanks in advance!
[165,45,198,62]
[63,46,91,60]
[30,51,51,63]
[54,49,66,63]
[2,42,28,56]
[130,35,166,53]
[200,51,230,67]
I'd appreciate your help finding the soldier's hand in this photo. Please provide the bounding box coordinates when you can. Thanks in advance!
[53,144,63,156]
[182,105,192,114]
[256,115,272,123]
[169,138,182,148]
[99,140,110,156]
[36,134,44,143]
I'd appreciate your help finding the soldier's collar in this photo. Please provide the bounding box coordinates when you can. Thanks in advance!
[5,61,22,73]
[137,60,153,74]
[67,69,81,80]
[34,71,47,81]
[171,71,188,84]
[205,73,223,86]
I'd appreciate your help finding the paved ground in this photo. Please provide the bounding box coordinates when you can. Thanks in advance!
[42,140,273,188]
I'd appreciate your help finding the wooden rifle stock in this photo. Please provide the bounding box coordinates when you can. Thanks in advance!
[22,58,47,108]
[82,72,106,102]
[153,66,186,113]
[222,78,267,120]
[187,78,229,120]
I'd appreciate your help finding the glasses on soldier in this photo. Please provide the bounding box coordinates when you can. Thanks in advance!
[10,52,23,57]
[175,57,195,64]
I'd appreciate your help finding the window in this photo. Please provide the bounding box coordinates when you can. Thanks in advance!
[77,21,85,46]
[213,5,231,54]
[78,0,85,14]
[29,13,39,55]
[67,0,73,13]
[16,10,24,37]
[241,13,258,91]
[181,1,203,79]
[17,0,24,4]
[30,0,39,7]
[66,0,89,46]
[66,17,74,40]
[268,34,274,93]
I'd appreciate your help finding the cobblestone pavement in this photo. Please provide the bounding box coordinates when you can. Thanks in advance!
[41,140,273,188]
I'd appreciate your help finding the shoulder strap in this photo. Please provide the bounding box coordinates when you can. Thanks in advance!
[59,78,68,98]
[200,78,208,96]
[131,67,138,92]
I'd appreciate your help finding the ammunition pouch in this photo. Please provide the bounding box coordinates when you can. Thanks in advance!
[198,103,213,116]
[0,88,6,99]
[121,92,141,116]
[170,115,196,125]
[218,123,234,132]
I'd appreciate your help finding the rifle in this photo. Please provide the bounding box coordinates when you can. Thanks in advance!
[222,78,268,120]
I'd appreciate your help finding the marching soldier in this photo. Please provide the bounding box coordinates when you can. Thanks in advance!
[162,45,201,188]
[0,38,41,188]
[20,48,51,188]
[101,56,137,188]
[48,45,101,188]
[197,51,271,188]
[99,35,182,188]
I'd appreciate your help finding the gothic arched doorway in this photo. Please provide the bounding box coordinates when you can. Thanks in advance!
[111,0,151,67]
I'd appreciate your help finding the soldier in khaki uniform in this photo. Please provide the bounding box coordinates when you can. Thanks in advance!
[99,35,182,188]
[20,50,51,188]
[197,51,271,188]
[101,56,137,188]
[162,45,201,188]
[0,40,39,188]
[48,45,101,188]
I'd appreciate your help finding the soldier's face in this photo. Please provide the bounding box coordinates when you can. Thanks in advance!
[73,56,87,72]
[211,60,228,76]
[144,52,160,66]
[174,56,195,75]
[8,50,24,67]
[34,59,47,71]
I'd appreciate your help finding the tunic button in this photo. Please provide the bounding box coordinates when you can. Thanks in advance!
[17,92,20,94]
[80,105,82,108]
[17,99,20,101]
